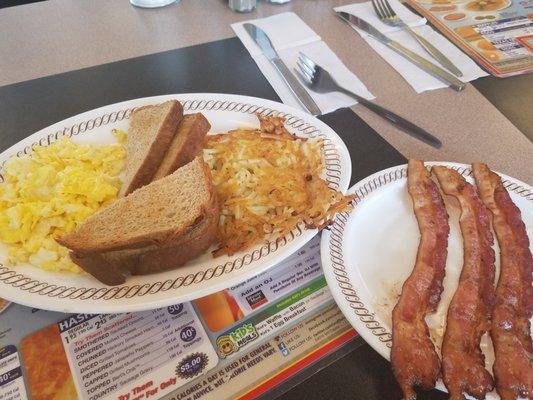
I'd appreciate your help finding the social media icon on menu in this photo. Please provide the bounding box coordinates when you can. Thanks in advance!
[277,342,290,356]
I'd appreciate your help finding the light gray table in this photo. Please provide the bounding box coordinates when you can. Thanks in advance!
[0,0,531,182]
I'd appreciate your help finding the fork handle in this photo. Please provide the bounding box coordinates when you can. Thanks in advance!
[338,87,442,148]
[405,26,463,77]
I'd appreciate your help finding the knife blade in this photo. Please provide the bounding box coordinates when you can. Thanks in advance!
[243,23,321,115]
[336,12,466,92]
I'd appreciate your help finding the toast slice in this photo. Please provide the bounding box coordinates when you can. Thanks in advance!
[120,100,183,196]
[57,156,214,255]
[152,113,211,181]
[69,193,219,285]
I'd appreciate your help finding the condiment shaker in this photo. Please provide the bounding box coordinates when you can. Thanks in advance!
[228,0,256,12]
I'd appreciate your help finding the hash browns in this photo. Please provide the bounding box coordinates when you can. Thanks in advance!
[203,114,354,256]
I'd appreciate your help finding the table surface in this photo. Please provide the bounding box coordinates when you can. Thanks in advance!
[0,1,531,400]
[1,0,532,183]
[0,32,414,399]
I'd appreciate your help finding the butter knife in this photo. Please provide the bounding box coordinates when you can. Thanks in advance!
[243,23,321,115]
[337,12,466,92]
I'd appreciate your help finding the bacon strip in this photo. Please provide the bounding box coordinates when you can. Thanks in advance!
[433,166,495,400]
[391,160,450,399]
[472,163,533,400]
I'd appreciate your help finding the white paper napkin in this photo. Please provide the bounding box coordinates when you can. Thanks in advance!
[231,12,375,114]
[334,2,488,93]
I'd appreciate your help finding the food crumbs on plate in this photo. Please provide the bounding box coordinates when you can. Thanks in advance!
[0,135,126,273]
[112,128,128,144]
[203,114,355,257]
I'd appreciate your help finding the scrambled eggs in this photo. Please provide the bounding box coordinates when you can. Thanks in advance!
[0,132,126,273]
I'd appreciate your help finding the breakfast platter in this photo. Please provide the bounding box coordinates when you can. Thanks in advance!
[0,93,352,314]
[321,162,532,399]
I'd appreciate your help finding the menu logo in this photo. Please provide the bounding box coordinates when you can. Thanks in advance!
[216,336,236,358]
[216,323,259,358]
[58,313,98,333]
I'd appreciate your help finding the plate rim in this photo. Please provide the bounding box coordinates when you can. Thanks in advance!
[0,93,352,313]
[321,161,532,361]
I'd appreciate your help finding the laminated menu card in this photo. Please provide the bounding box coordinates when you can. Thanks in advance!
[405,0,533,76]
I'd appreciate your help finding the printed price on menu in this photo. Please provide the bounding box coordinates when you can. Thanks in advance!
[58,303,218,400]
[0,346,27,400]
[476,16,533,58]
[227,235,322,315]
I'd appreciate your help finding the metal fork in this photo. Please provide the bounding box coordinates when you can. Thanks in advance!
[372,0,463,77]
[295,52,442,148]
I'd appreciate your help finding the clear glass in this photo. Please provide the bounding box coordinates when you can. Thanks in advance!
[130,0,177,8]
[228,0,257,12]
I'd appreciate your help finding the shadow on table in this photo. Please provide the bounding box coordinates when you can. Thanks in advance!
[473,75,533,143]
[275,343,449,400]
[0,0,45,9]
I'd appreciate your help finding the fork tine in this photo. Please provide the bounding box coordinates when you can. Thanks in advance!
[296,58,316,75]
[375,0,390,19]
[294,68,313,85]
[370,0,384,19]
[296,57,317,80]
[381,0,397,17]
[296,59,314,79]
[380,0,393,18]
[298,53,316,71]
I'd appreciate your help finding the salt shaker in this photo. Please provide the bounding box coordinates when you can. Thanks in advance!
[228,0,256,12]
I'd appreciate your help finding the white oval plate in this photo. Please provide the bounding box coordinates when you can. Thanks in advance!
[0,93,351,314]
[321,162,532,399]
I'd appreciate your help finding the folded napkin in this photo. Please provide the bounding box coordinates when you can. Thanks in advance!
[232,12,375,114]
[334,1,488,93]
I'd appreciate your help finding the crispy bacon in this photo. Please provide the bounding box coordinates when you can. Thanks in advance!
[391,160,450,399]
[433,166,495,400]
[472,163,533,400]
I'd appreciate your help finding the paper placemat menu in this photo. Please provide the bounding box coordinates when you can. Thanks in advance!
[0,235,357,400]
[0,346,27,400]
[59,303,218,400]
[194,236,332,359]
[162,303,354,400]
[226,238,322,315]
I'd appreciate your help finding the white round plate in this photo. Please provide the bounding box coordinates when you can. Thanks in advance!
[321,162,532,399]
[0,93,351,314]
